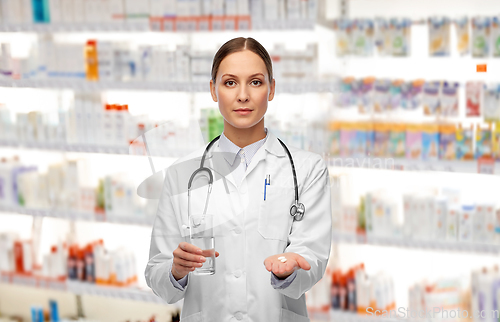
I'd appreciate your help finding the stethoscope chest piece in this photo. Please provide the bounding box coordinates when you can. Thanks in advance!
[290,202,305,221]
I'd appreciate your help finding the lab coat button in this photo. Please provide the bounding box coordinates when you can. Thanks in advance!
[234,270,242,278]
[235,312,243,320]
[234,227,242,234]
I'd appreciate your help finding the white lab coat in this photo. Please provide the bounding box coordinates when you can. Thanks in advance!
[145,131,332,322]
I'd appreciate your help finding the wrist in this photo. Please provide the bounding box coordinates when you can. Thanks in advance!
[171,266,187,281]
[273,271,292,280]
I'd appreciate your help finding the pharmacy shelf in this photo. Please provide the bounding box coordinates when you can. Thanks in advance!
[327,157,498,175]
[0,140,129,155]
[332,231,500,255]
[0,20,315,33]
[0,272,179,307]
[328,310,401,322]
[310,309,402,322]
[0,78,337,93]
[0,205,155,226]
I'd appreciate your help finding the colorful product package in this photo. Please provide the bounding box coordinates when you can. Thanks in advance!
[406,124,422,160]
[466,81,484,117]
[454,17,470,56]
[352,19,375,56]
[337,77,355,108]
[356,77,375,114]
[474,204,496,243]
[389,123,406,158]
[439,124,457,160]
[446,206,459,240]
[401,79,424,110]
[475,124,493,159]
[334,19,352,57]
[472,17,491,58]
[375,18,391,56]
[390,18,412,56]
[328,121,341,157]
[494,122,500,161]
[422,81,441,116]
[373,123,390,157]
[484,84,500,122]
[365,123,375,157]
[373,79,391,113]
[353,123,369,158]
[492,17,500,57]
[459,205,474,242]
[456,124,474,160]
[440,81,459,117]
[388,79,404,110]
[422,124,439,161]
[340,122,356,157]
[434,198,448,240]
[428,17,451,56]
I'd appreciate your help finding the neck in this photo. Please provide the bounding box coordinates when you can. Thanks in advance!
[223,119,266,148]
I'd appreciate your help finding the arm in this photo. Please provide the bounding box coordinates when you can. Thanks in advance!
[275,155,332,299]
[145,169,189,304]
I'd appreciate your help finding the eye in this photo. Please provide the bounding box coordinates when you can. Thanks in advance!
[251,80,262,86]
[225,80,236,87]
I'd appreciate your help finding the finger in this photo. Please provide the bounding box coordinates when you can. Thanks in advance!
[273,262,285,275]
[264,258,273,272]
[201,248,216,258]
[173,257,203,268]
[296,256,311,271]
[175,249,206,263]
[215,251,220,257]
[179,242,202,255]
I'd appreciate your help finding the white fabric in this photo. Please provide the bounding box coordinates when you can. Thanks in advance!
[145,130,332,322]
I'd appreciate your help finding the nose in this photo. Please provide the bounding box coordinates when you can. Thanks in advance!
[237,86,249,103]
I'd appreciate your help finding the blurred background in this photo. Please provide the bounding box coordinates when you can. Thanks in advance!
[1,0,500,321]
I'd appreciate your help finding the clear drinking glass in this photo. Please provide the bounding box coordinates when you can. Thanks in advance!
[189,214,216,275]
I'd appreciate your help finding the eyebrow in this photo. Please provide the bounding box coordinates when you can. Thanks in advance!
[221,73,265,79]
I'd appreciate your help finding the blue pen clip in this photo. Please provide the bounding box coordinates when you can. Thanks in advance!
[264,175,270,201]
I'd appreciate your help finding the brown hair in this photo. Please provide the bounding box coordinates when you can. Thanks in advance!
[211,37,273,83]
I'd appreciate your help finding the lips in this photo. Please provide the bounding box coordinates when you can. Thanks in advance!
[234,108,253,115]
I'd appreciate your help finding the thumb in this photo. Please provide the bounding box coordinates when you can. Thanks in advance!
[296,256,311,271]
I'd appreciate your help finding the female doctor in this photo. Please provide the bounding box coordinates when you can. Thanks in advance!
[145,37,332,322]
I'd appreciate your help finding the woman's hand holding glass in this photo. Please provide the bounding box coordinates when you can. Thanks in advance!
[263,252,311,279]
[172,242,220,280]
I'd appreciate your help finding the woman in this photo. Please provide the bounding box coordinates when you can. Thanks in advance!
[145,37,332,322]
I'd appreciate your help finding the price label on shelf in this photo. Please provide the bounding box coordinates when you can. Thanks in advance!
[478,157,495,175]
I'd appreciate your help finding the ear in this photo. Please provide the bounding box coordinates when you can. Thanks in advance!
[268,78,275,101]
[210,80,218,102]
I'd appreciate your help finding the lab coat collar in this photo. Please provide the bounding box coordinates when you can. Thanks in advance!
[204,130,286,190]
[264,130,287,158]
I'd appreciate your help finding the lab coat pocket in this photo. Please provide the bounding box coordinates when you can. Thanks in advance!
[258,185,293,241]
[280,308,310,322]
[181,312,202,322]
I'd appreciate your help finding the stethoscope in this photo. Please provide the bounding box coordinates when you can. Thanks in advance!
[187,135,306,222]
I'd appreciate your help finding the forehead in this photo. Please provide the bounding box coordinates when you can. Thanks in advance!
[218,50,268,78]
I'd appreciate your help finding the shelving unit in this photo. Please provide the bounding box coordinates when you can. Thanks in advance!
[0,20,315,33]
[0,205,155,226]
[0,140,130,155]
[0,78,337,94]
[332,231,500,255]
[327,157,498,175]
[0,272,178,306]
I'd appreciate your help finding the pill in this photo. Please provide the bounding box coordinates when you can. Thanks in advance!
[280,258,287,263]
[278,256,285,260]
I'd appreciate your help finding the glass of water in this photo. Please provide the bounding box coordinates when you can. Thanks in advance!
[189,214,216,275]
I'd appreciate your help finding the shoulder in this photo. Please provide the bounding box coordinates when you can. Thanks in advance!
[285,143,327,172]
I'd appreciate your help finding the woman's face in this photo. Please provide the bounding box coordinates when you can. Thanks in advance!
[210,50,275,130]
